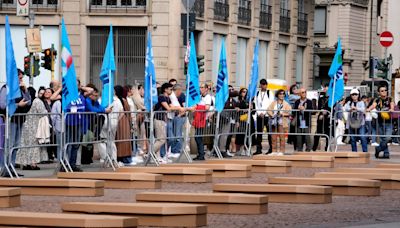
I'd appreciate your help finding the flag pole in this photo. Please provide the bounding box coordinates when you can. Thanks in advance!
[328,77,337,152]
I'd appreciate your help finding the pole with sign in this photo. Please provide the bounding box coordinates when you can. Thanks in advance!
[380,31,394,95]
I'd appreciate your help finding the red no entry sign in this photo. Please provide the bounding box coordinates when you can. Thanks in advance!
[380,31,394,47]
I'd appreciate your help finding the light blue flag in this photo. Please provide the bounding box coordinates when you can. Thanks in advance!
[247,39,259,102]
[100,25,116,108]
[61,18,79,111]
[186,32,201,107]
[5,16,21,116]
[215,39,229,113]
[144,32,158,111]
[327,38,345,108]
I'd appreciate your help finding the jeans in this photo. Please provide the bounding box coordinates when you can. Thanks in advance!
[365,121,377,143]
[296,127,312,151]
[195,127,205,159]
[55,131,62,160]
[66,125,83,168]
[171,116,186,154]
[376,123,392,156]
[392,120,400,143]
[9,122,22,166]
[349,125,368,152]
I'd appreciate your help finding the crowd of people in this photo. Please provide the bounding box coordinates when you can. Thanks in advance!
[0,70,398,176]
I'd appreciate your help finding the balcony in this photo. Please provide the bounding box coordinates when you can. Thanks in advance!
[0,0,58,12]
[238,4,251,25]
[192,0,204,18]
[279,9,290,33]
[88,0,146,13]
[298,12,308,35]
[259,4,272,29]
[214,0,229,22]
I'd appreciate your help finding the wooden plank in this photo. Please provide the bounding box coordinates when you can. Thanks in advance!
[213,184,332,204]
[295,152,369,164]
[19,187,104,197]
[268,177,380,196]
[253,155,334,168]
[0,211,137,227]
[335,168,400,174]
[117,167,212,183]
[206,159,292,173]
[135,192,268,214]
[0,188,21,208]
[62,202,207,227]
[314,172,400,190]
[376,163,400,169]
[57,172,162,189]
[161,164,251,178]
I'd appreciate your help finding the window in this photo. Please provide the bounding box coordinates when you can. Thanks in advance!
[298,0,305,13]
[296,46,304,84]
[89,27,146,89]
[314,7,326,34]
[236,38,248,87]
[278,44,287,79]
[259,41,269,78]
[280,0,289,10]
[212,34,225,83]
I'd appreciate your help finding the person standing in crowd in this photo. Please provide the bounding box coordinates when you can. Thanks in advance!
[168,84,186,159]
[368,85,395,159]
[17,88,54,170]
[37,87,45,99]
[114,85,135,166]
[254,79,274,155]
[267,89,292,155]
[218,87,237,158]
[288,84,300,148]
[63,80,92,172]
[312,84,330,151]
[344,89,368,152]
[293,88,313,152]
[193,83,212,161]
[334,99,346,145]
[132,84,147,157]
[0,69,31,176]
[153,83,184,163]
[366,96,378,146]
[391,101,400,145]
[235,88,252,155]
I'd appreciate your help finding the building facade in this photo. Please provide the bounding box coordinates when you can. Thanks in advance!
[314,0,399,91]
[0,0,315,90]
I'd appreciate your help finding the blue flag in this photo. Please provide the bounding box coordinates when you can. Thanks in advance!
[186,32,201,107]
[247,39,259,102]
[327,38,344,108]
[5,16,21,116]
[144,32,158,111]
[100,25,116,108]
[215,39,229,113]
[61,18,79,111]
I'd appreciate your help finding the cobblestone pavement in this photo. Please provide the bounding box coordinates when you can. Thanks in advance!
[1,145,400,228]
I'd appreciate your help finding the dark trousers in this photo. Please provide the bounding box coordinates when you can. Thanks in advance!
[313,116,330,151]
[256,116,272,153]
[195,127,205,159]
[66,125,83,168]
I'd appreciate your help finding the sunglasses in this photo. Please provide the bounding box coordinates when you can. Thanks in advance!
[301,91,306,94]
[351,94,358,96]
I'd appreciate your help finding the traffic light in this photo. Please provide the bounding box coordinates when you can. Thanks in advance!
[41,48,52,70]
[376,58,389,79]
[24,55,31,76]
[197,55,204,74]
[33,54,40,76]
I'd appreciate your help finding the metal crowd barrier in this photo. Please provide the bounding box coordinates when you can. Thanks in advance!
[333,109,400,153]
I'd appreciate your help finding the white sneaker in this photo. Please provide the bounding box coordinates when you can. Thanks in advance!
[269,152,278,156]
[118,161,125,167]
[158,159,167,164]
[169,153,181,159]
[134,156,144,163]
[125,161,137,166]
[226,151,234,157]
[277,152,284,156]
[371,142,379,147]
[392,142,399,146]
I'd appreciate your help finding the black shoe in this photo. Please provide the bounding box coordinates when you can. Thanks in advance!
[22,165,32,170]
[382,154,390,159]
[221,152,233,158]
[59,167,66,172]
[265,150,272,155]
[31,166,40,170]
[375,148,381,159]
[72,167,83,172]
[193,157,205,161]
[15,164,21,169]
[253,151,262,155]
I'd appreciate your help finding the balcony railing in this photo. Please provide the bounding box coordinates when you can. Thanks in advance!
[259,4,272,29]
[238,2,251,25]
[88,0,146,13]
[298,12,308,35]
[214,0,229,22]
[279,9,291,33]
[192,0,204,18]
[0,0,58,12]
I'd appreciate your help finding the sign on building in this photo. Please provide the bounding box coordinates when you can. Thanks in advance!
[26,28,42,53]
[17,0,29,16]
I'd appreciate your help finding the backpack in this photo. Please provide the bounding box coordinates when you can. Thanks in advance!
[348,102,363,129]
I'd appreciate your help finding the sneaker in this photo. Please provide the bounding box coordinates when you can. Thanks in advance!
[269,152,278,156]
[226,150,234,157]
[277,152,284,156]
[134,156,144,163]
[371,142,379,147]
[392,142,399,146]
[72,167,83,172]
[158,158,168,164]
[253,151,262,155]
[193,157,205,161]
[118,162,125,167]
[169,153,181,159]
